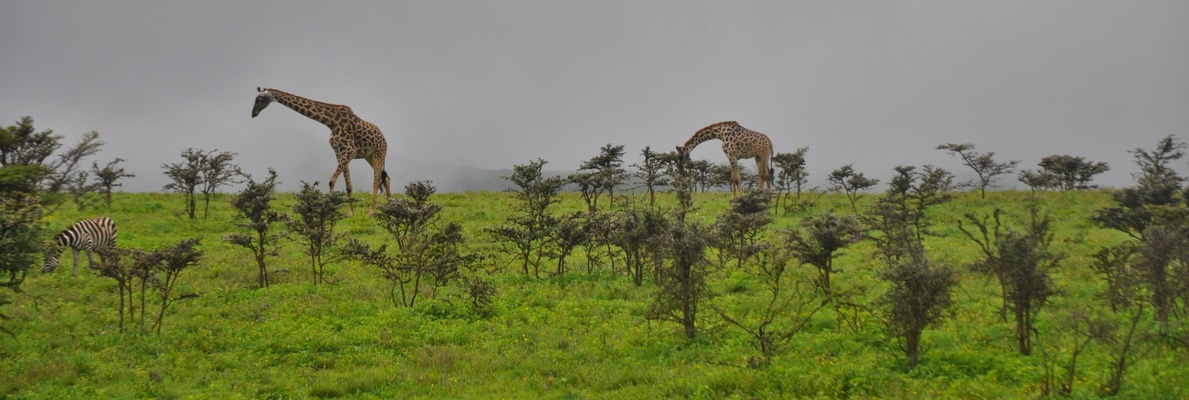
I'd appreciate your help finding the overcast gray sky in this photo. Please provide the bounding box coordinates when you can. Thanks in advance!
[3,1,1188,192]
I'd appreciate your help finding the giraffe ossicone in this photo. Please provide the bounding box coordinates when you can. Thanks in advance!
[251,87,393,216]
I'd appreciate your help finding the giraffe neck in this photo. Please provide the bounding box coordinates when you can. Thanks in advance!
[266,89,355,129]
[683,121,737,151]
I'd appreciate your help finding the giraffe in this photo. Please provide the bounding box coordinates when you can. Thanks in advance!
[676,121,774,196]
[251,87,393,216]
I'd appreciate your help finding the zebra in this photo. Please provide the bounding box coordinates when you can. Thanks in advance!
[43,216,117,275]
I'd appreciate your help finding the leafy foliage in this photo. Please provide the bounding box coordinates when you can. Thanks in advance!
[287,181,348,285]
[1019,154,1109,191]
[632,146,671,208]
[827,164,879,213]
[712,242,828,364]
[486,159,564,277]
[1092,135,1185,239]
[91,158,135,208]
[1091,135,1189,326]
[198,150,242,217]
[5,189,1189,398]
[786,213,864,298]
[772,147,812,214]
[959,208,1061,356]
[0,195,42,288]
[937,142,1019,199]
[609,208,670,286]
[569,144,627,212]
[0,117,105,288]
[93,238,202,333]
[163,148,241,219]
[648,220,711,340]
[711,190,774,269]
[345,181,476,307]
[864,165,953,261]
[226,169,286,288]
[878,254,956,369]
[551,212,591,276]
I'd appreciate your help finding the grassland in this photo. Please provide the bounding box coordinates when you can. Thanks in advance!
[1,189,1186,399]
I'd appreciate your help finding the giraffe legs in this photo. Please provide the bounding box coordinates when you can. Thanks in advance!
[755,157,772,191]
[330,158,355,217]
[367,158,392,216]
[729,160,742,197]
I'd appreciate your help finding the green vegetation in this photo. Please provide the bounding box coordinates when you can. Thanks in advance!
[3,187,1187,399]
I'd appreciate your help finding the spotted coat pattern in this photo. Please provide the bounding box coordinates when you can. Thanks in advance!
[677,121,774,196]
[252,87,393,216]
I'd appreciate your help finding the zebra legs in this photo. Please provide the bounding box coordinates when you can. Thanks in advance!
[71,248,81,276]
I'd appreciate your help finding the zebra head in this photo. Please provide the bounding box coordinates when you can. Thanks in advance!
[43,247,61,273]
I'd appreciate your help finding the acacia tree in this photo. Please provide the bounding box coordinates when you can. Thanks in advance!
[711,241,828,366]
[551,212,592,276]
[633,146,671,208]
[571,144,628,211]
[610,208,670,286]
[226,169,286,288]
[1091,135,1189,324]
[959,208,1061,356]
[937,143,1019,199]
[91,158,135,209]
[146,238,203,334]
[878,254,956,369]
[649,217,710,340]
[198,150,242,218]
[1,116,104,288]
[711,190,773,269]
[287,181,348,285]
[163,148,204,219]
[648,153,710,339]
[43,130,104,199]
[344,180,474,307]
[785,213,865,299]
[865,165,953,259]
[1036,154,1109,190]
[93,239,202,334]
[568,171,600,213]
[0,195,42,289]
[163,148,241,219]
[93,248,134,331]
[772,147,811,214]
[710,163,758,192]
[1092,135,1185,240]
[69,170,105,211]
[827,164,879,213]
[486,159,564,277]
[865,165,958,368]
[684,159,715,193]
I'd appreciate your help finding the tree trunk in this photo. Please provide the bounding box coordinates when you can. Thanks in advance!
[906,328,921,369]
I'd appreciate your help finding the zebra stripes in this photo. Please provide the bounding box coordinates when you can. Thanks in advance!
[43,216,117,275]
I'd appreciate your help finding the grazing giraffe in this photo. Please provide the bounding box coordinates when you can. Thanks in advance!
[251,87,393,216]
[676,121,774,196]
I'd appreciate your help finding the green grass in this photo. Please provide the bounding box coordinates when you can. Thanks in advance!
[1,189,1184,399]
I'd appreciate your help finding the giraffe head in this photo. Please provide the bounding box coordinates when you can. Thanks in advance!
[252,87,274,118]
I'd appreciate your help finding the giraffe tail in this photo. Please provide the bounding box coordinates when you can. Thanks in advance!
[380,170,390,195]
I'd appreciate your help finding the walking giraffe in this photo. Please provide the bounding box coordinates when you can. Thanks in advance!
[676,121,774,196]
[251,87,393,216]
